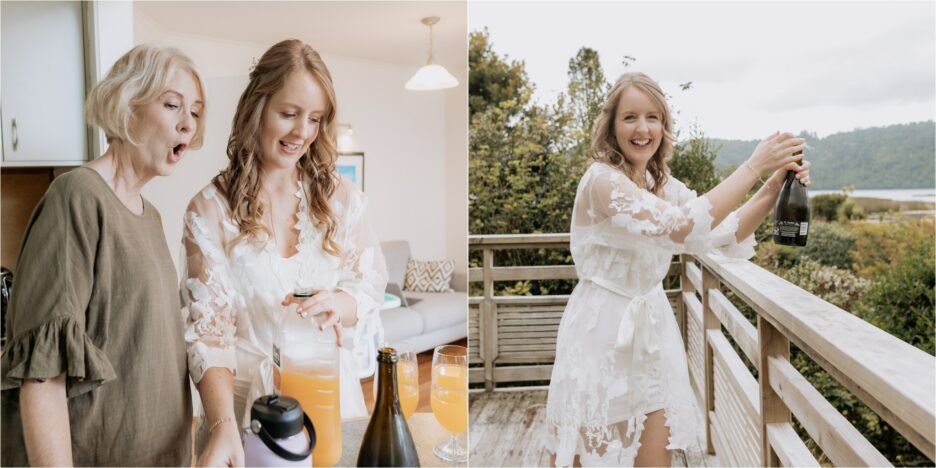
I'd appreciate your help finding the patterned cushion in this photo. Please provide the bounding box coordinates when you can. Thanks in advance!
[403,259,455,292]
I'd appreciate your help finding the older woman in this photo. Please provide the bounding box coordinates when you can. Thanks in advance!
[0,44,205,466]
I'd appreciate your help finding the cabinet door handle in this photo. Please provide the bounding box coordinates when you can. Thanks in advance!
[11,118,18,152]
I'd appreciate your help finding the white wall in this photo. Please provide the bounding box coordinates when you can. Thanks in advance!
[445,52,468,291]
[134,13,466,286]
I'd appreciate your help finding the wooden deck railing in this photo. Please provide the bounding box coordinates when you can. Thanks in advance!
[468,233,935,467]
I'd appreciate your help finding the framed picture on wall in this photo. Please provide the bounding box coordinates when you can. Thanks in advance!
[337,152,364,191]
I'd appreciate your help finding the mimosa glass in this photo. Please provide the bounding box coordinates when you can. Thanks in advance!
[430,345,468,462]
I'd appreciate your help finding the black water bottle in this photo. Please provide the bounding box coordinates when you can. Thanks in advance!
[773,150,810,246]
[357,347,420,467]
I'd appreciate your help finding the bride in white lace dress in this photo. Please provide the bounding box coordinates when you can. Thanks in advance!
[181,40,387,466]
[544,73,812,467]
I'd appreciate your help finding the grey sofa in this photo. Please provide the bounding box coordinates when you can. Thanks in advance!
[378,240,467,354]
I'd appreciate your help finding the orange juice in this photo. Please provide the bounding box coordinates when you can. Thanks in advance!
[372,360,419,419]
[282,372,341,466]
[430,364,468,434]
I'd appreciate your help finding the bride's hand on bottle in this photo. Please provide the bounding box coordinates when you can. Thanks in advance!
[762,156,813,190]
[198,421,244,467]
[772,158,813,187]
[747,131,807,178]
[282,290,357,347]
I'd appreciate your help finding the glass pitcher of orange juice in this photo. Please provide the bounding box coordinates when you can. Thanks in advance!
[275,291,342,467]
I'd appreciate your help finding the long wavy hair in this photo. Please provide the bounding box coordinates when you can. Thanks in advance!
[589,72,675,196]
[213,39,341,256]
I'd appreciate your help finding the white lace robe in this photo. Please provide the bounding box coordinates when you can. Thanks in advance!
[180,177,387,428]
[544,163,756,466]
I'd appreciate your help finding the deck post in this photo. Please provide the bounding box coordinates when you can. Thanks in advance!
[758,315,791,466]
[678,255,690,352]
[701,265,721,455]
[482,248,497,391]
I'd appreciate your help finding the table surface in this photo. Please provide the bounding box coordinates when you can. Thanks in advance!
[339,412,465,467]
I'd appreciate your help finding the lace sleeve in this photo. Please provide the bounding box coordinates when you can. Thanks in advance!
[576,164,750,256]
[332,179,388,355]
[670,177,756,259]
[180,186,241,384]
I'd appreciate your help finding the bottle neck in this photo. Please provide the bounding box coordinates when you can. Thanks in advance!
[375,359,400,411]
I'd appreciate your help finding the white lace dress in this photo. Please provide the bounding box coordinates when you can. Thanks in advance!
[544,163,756,466]
[180,177,387,428]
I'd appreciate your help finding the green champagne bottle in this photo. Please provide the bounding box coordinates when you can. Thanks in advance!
[357,347,420,467]
[773,150,810,246]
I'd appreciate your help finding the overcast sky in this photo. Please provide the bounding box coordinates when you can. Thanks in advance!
[471,1,935,140]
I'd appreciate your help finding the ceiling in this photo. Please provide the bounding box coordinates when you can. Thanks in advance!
[133,1,467,72]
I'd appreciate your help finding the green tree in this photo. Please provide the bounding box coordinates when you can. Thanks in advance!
[565,47,608,148]
[669,124,722,194]
[470,43,607,238]
[468,29,532,119]
[470,41,612,295]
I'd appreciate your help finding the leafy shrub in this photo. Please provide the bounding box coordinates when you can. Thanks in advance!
[802,222,856,269]
[781,259,870,311]
[858,249,935,355]
[850,219,935,278]
[812,193,847,221]
[837,199,867,221]
[754,241,800,270]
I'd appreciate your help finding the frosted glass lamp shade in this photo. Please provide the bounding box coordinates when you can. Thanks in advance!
[405,63,459,91]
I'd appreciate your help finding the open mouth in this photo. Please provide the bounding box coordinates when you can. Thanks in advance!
[630,139,652,148]
[280,140,301,154]
[170,143,188,161]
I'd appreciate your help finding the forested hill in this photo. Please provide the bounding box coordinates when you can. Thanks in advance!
[709,121,935,190]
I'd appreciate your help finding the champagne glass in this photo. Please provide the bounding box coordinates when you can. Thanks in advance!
[430,345,468,463]
[372,342,420,419]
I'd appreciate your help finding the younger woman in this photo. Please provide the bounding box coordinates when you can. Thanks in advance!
[544,72,811,467]
[182,39,387,466]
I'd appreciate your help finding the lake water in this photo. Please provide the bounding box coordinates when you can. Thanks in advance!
[809,189,935,203]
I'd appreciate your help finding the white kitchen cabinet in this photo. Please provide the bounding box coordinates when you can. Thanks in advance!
[1,1,90,166]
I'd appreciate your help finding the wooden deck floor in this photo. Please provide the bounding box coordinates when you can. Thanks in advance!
[469,389,719,467]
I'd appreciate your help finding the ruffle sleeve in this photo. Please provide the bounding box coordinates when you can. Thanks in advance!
[0,174,116,399]
[1,316,117,398]
[670,177,756,259]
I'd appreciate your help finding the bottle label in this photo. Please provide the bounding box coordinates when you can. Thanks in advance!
[799,222,809,236]
[775,220,801,237]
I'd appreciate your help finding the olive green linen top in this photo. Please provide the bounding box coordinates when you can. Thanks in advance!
[1,168,192,466]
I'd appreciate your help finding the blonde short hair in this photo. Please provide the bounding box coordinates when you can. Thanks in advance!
[85,44,206,149]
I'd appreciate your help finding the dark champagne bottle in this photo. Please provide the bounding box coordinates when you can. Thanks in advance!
[357,348,420,467]
[773,150,810,246]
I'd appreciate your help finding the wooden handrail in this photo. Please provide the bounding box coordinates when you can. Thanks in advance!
[695,252,935,461]
[468,233,936,465]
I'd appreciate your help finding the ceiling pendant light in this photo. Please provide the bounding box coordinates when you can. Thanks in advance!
[405,16,459,91]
